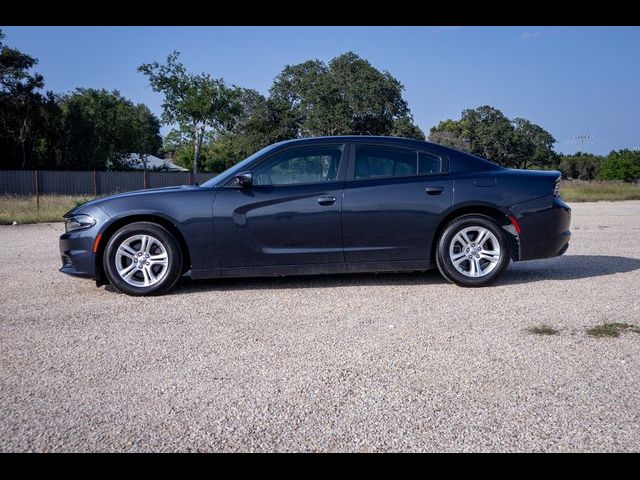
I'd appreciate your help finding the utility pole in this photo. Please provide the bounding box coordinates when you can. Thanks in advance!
[574,134,594,153]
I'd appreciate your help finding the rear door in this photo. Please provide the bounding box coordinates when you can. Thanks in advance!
[342,143,452,263]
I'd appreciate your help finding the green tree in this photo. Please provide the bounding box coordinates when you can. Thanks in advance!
[390,115,426,140]
[557,152,603,180]
[270,51,424,139]
[511,117,557,169]
[428,105,557,169]
[198,53,425,172]
[427,119,470,152]
[203,89,302,172]
[162,125,213,172]
[127,103,162,170]
[0,29,47,169]
[138,51,242,174]
[598,149,640,182]
[56,88,161,170]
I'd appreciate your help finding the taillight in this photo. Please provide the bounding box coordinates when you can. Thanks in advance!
[507,215,522,234]
[553,179,561,197]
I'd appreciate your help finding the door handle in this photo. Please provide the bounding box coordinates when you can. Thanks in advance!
[425,186,444,195]
[317,195,337,206]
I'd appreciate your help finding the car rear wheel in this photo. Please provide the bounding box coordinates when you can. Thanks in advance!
[436,215,510,287]
[103,222,183,296]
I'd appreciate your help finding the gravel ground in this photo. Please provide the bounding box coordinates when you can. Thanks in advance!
[1,201,639,452]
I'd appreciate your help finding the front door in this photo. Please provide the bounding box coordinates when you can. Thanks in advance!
[342,143,453,263]
[213,144,346,268]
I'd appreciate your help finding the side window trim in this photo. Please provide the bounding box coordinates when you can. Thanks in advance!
[346,142,449,181]
[223,143,348,187]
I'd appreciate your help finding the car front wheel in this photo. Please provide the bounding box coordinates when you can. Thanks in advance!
[436,215,510,287]
[103,221,183,296]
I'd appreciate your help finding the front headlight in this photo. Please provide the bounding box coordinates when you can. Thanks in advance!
[65,214,96,232]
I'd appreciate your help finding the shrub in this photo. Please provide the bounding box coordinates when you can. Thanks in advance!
[598,149,640,182]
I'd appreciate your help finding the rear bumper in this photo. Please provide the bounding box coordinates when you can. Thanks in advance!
[512,195,571,261]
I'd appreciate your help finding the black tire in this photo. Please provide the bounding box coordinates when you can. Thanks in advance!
[103,221,183,296]
[436,214,510,287]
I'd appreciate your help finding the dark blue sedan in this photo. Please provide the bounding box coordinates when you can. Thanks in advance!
[59,136,571,295]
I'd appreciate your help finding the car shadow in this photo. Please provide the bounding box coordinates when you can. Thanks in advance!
[167,254,640,294]
[500,254,640,285]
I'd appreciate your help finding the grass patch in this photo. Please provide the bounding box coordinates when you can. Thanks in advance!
[586,322,638,338]
[561,181,640,202]
[0,195,96,225]
[527,325,560,336]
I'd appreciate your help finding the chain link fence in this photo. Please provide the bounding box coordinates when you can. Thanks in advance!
[0,170,217,196]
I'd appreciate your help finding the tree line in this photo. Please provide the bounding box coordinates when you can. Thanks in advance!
[1,29,638,182]
[554,150,640,182]
[0,31,162,171]
[428,106,640,181]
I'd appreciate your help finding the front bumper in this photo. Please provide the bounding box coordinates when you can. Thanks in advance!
[512,195,571,261]
[59,207,110,279]
[59,229,97,278]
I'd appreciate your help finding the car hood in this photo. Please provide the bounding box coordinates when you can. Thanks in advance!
[67,185,204,216]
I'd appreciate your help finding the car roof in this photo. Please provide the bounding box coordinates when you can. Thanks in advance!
[272,135,436,149]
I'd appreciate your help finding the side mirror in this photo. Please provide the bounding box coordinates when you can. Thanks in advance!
[235,171,253,187]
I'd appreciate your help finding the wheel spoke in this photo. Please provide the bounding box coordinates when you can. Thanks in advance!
[140,235,151,254]
[118,263,136,278]
[473,258,482,276]
[453,256,467,266]
[453,233,466,247]
[140,265,151,286]
[468,257,476,276]
[119,244,137,258]
[480,250,500,262]
[459,231,472,245]
[451,251,467,261]
[145,265,157,284]
[475,228,489,246]
[149,253,168,265]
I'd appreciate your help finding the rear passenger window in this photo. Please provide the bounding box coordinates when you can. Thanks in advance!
[355,145,416,179]
[354,145,443,179]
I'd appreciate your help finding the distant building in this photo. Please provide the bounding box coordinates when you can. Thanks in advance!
[121,154,189,172]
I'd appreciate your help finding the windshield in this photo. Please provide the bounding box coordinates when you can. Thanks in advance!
[200,143,283,188]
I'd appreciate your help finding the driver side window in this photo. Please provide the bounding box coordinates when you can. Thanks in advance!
[253,145,344,186]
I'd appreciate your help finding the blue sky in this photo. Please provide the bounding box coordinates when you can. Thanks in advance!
[3,26,639,154]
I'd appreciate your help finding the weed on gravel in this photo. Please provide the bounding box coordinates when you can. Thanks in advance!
[526,325,560,336]
[586,323,640,338]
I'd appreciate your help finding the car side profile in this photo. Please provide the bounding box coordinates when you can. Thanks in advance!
[59,136,572,295]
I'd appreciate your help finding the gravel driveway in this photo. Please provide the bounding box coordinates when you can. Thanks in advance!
[1,201,639,452]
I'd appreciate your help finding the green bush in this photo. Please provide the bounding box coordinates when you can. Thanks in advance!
[557,153,602,181]
[598,149,640,182]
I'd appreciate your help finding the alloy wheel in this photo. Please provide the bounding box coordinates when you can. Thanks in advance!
[114,234,169,287]
[448,226,501,278]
